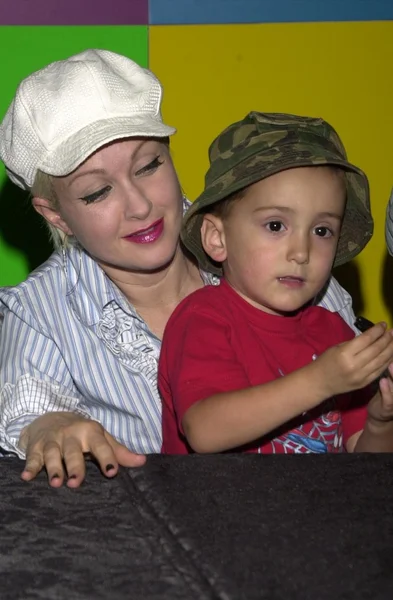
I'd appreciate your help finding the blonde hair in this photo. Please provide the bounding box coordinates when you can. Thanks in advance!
[31,170,77,250]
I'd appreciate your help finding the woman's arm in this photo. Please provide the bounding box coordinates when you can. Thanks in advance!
[0,301,144,486]
[0,300,91,455]
[317,276,358,334]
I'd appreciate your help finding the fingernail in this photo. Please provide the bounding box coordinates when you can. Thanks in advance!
[68,475,77,480]
[51,474,60,481]
[106,464,115,472]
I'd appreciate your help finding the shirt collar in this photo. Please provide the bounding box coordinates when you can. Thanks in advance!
[63,197,220,326]
[64,245,138,326]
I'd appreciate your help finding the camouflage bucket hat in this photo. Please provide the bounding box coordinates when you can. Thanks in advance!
[181,112,373,276]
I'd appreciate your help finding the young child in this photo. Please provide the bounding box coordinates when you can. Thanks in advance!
[159,112,393,455]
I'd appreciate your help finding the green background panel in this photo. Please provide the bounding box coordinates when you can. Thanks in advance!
[0,25,148,285]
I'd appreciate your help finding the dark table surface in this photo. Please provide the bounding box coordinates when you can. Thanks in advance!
[0,453,392,599]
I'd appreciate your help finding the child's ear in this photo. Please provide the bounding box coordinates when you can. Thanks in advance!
[201,214,227,263]
[32,196,74,236]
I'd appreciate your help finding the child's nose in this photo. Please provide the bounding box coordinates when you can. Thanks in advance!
[287,235,310,264]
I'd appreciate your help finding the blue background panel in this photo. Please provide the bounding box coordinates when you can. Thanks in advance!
[149,0,393,25]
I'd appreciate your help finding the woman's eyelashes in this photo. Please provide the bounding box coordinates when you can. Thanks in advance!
[135,155,164,177]
[80,185,111,204]
[78,156,165,204]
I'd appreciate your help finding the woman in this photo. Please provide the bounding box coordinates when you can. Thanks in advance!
[0,49,358,487]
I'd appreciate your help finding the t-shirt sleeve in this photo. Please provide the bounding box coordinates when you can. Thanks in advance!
[159,301,250,433]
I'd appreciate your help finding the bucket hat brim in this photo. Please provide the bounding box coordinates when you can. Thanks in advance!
[182,145,372,276]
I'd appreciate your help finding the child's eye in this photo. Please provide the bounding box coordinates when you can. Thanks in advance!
[314,226,333,238]
[266,220,285,233]
[80,185,112,204]
[135,155,164,177]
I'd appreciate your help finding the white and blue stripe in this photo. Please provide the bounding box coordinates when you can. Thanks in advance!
[0,243,357,459]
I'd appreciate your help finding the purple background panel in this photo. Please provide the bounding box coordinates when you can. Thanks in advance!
[0,0,148,25]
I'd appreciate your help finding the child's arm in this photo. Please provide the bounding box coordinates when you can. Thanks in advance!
[178,321,393,454]
[347,372,393,452]
[183,360,333,453]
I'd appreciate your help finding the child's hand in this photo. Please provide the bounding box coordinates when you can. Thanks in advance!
[348,366,393,453]
[367,365,393,426]
[315,323,393,397]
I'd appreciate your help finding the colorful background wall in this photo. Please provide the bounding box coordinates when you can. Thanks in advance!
[1,0,392,324]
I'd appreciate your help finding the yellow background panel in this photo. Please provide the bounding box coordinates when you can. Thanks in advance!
[150,22,393,325]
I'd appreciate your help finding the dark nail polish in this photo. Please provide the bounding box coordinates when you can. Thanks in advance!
[68,475,77,480]
[106,463,115,472]
[51,473,60,480]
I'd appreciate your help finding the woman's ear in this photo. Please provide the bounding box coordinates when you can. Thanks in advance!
[201,214,227,264]
[32,197,74,236]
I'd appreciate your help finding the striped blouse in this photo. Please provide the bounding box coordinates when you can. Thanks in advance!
[0,246,357,458]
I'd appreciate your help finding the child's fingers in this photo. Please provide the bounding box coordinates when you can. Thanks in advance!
[353,330,393,373]
[347,322,388,357]
[351,323,389,354]
[379,376,393,415]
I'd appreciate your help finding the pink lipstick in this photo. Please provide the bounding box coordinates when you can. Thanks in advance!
[124,218,164,244]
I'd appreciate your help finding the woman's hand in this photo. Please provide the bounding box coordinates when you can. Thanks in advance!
[19,412,146,488]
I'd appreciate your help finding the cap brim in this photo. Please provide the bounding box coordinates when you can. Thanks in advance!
[40,115,176,177]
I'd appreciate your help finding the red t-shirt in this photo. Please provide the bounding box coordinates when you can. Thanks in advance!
[159,280,368,454]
